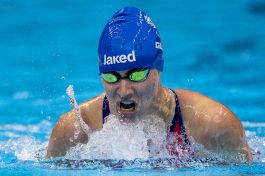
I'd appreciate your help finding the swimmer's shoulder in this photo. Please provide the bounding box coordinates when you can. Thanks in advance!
[173,88,237,124]
[173,88,235,119]
[174,88,220,106]
[172,89,252,162]
[79,93,106,129]
[172,88,239,144]
[59,93,105,129]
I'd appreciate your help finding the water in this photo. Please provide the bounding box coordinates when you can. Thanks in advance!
[0,0,265,175]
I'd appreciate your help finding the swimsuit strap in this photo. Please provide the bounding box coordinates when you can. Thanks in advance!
[102,95,110,123]
[168,88,190,145]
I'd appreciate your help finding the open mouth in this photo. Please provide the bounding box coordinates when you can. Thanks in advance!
[117,99,138,118]
[120,100,136,110]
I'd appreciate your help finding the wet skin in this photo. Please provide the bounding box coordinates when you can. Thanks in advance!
[46,69,253,162]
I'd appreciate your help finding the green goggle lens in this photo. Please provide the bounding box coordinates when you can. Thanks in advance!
[102,68,150,84]
[129,69,149,81]
[102,73,118,83]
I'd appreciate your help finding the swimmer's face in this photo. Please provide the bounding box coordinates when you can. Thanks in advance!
[101,69,161,119]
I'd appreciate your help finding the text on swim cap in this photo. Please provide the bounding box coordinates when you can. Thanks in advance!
[103,51,136,65]
[144,15,156,29]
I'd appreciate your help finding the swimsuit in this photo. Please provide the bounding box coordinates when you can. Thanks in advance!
[166,89,191,157]
[102,88,190,156]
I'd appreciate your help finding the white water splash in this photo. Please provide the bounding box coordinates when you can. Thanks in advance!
[243,121,265,162]
[65,114,171,160]
[248,136,265,162]
[66,85,79,111]
[0,136,47,161]
[66,85,90,137]
[0,120,51,162]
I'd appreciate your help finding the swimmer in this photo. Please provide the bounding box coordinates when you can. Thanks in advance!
[46,7,253,162]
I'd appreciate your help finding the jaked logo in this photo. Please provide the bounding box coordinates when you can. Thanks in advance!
[104,51,136,65]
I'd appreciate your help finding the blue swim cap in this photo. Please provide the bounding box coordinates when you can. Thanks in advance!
[98,7,163,73]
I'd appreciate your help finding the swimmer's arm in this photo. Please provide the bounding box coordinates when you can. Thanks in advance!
[46,111,88,158]
[198,110,252,163]
[176,89,253,163]
[46,94,105,159]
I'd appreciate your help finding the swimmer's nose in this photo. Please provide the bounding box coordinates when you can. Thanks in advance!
[117,79,134,98]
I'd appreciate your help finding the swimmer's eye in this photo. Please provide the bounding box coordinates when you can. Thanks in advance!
[102,73,118,83]
[129,69,150,82]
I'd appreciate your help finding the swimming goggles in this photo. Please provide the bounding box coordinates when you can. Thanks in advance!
[101,68,150,84]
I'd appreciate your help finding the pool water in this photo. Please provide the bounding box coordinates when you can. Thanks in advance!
[0,0,265,175]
